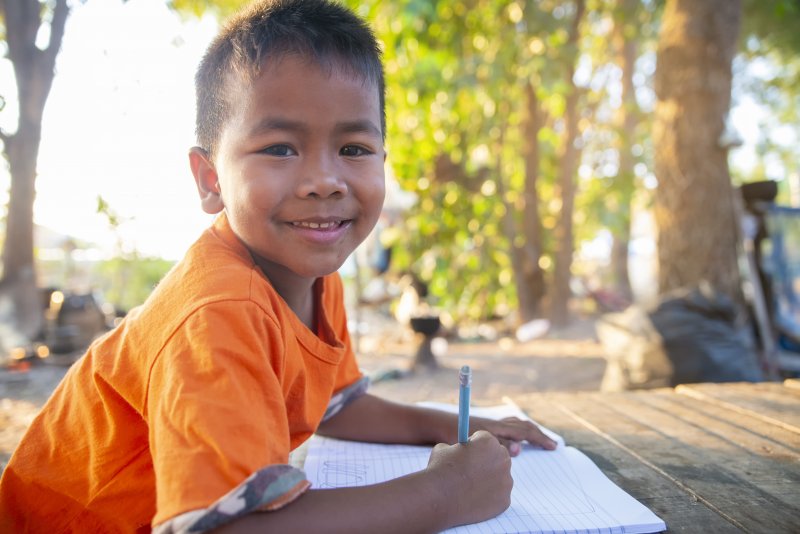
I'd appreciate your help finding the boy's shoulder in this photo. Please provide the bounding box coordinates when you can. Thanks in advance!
[153,214,267,312]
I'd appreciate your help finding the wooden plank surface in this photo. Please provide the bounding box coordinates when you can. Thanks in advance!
[516,392,740,533]
[513,381,800,533]
[675,382,800,432]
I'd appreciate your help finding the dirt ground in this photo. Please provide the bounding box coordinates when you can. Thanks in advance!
[358,316,606,404]
[0,314,607,470]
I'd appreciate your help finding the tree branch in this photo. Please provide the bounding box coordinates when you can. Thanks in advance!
[43,0,70,70]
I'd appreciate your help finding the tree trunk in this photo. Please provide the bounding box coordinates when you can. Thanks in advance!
[609,0,640,302]
[550,0,586,327]
[515,82,546,323]
[495,131,526,319]
[1,0,70,339]
[2,120,42,339]
[653,0,743,304]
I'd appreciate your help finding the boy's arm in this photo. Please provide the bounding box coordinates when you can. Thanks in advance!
[214,396,556,533]
[214,431,511,534]
[316,393,454,444]
[316,393,557,453]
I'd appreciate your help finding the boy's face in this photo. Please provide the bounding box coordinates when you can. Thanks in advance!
[191,55,385,286]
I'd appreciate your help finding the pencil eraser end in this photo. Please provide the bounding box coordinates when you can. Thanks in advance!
[459,365,472,386]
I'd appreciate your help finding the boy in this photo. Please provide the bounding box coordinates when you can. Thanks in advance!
[0,1,556,532]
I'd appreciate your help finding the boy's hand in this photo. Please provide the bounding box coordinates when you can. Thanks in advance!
[426,430,513,527]
[473,416,558,455]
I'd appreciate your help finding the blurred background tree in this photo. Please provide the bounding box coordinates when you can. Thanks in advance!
[652,0,743,304]
[353,0,599,328]
[356,0,656,328]
[0,0,69,340]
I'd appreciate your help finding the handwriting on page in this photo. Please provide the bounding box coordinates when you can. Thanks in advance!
[311,440,429,488]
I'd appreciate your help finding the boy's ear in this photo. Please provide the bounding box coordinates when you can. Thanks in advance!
[189,147,224,214]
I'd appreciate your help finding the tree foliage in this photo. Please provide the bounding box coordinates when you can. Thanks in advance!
[363,0,540,322]
[735,0,800,202]
[350,0,648,324]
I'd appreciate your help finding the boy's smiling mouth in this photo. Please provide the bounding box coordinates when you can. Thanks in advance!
[288,219,353,245]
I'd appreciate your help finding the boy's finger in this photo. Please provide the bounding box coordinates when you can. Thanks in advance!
[497,438,523,456]
[526,428,558,450]
[497,419,557,450]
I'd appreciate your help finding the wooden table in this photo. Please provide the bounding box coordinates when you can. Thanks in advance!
[512,379,800,533]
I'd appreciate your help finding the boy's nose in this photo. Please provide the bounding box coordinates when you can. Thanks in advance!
[296,157,348,198]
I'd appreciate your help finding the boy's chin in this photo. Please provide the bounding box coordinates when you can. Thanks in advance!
[267,256,350,282]
[295,261,347,280]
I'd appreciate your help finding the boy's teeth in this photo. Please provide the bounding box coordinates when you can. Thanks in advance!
[294,221,338,229]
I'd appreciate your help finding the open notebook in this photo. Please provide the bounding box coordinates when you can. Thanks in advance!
[304,402,666,534]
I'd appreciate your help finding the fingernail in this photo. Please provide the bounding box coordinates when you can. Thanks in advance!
[510,442,521,455]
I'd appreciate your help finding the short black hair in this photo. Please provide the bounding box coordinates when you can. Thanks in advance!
[194,0,385,158]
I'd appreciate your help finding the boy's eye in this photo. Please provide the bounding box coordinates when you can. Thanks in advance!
[261,145,296,157]
[340,145,371,157]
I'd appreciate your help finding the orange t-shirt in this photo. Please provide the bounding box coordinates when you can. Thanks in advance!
[0,213,363,533]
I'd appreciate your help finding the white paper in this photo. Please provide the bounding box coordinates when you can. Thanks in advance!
[304,404,666,534]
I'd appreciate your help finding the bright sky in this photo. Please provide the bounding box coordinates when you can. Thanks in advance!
[2,0,219,260]
[0,0,784,262]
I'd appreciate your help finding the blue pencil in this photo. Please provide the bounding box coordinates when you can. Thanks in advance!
[458,365,471,444]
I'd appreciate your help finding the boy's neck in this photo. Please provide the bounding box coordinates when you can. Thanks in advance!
[290,284,316,331]
[257,261,318,331]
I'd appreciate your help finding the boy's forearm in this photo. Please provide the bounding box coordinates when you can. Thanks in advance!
[316,393,458,445]
[212,470,453,534]
[317,393,556,452]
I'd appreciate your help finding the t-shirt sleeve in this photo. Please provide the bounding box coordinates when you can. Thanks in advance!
[147,300,308,529]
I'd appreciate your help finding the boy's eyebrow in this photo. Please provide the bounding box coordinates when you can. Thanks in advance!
[248,117,382,139]
[334,119,382,139]
[248,118,307,137]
